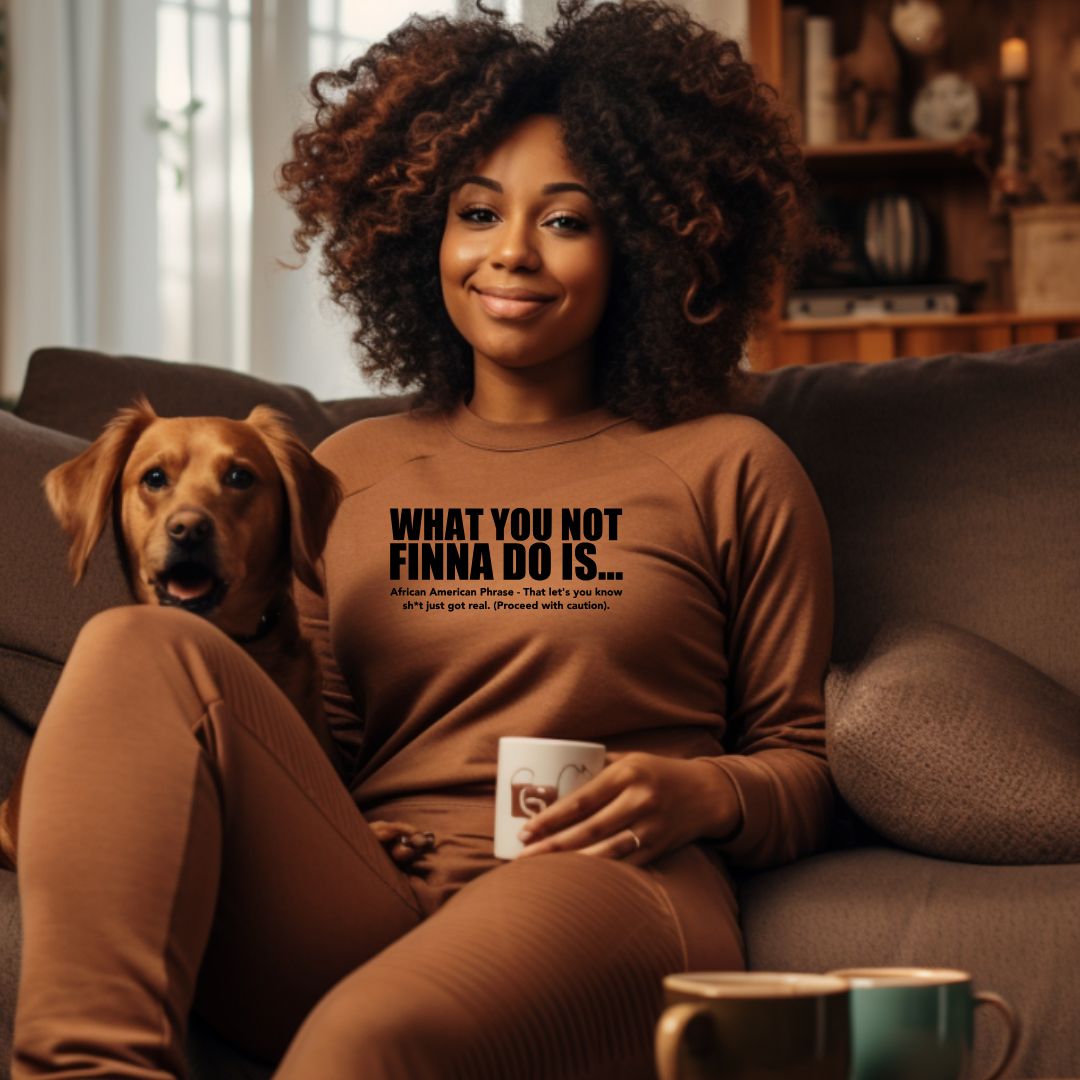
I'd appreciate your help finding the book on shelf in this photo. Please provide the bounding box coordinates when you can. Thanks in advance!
[781,7,838,147]
[803,14,837,146]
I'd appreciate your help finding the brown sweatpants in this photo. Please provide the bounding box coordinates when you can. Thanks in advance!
[12,605,745,1079]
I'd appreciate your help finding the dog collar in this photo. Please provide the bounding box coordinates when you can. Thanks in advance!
[229,606,281,646]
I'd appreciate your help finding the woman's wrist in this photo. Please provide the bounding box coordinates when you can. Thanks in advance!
[689,758,744,843]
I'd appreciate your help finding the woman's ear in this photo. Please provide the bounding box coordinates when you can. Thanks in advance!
[43,395,159,585]
[245,405,343,596]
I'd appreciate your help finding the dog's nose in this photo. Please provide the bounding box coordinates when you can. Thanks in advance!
[167,510,214,548]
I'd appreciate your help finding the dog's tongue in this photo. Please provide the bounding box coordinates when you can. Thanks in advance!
[166,573,213,601]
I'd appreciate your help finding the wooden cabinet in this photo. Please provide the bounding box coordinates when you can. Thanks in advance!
[746,0,1080,369]
[748,310,1080,370]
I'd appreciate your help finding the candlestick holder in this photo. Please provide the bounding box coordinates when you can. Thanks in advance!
[991,83,1029,212]
[990,36,1036,220]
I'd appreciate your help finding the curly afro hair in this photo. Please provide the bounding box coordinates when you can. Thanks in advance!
[277,0,830,428]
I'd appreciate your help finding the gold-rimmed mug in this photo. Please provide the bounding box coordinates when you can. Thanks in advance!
[655,971,851,1079]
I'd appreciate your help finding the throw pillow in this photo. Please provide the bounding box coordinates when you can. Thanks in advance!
[826,618,1080,864]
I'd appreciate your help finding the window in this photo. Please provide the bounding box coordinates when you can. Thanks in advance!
[157,0,253,370]
[155,0,460,391]
[310,0,462,71]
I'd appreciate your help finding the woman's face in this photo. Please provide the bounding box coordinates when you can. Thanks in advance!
[439,114,613,388]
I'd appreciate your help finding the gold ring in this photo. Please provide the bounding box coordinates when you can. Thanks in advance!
[397,832,436,850]
[627,828,642,851]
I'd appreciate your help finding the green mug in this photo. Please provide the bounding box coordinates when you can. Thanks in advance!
[827,967,1021,1080]
[655,972,851,1079]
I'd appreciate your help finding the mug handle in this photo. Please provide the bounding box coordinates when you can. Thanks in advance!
[655,1003,716,1080]
[973,991,1021,1080]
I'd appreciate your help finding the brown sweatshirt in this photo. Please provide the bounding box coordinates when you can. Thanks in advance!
[294,396,836,872]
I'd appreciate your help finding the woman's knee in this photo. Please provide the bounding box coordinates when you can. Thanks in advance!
[72,605,238,695]
[48,605,233,739]
[76,603,216,653]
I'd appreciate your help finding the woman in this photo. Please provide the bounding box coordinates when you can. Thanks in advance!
[13,1,835,1077]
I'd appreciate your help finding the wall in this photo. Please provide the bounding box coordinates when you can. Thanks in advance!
[676,0,746,46]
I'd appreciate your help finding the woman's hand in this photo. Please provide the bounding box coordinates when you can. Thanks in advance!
[515,751,741,866]
[369,819,436,866]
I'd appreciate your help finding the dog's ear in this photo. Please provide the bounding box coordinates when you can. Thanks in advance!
[43,395,159,585]
[245,406,343,597]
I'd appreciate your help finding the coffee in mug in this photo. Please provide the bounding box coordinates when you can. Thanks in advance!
[826,967,1021,1080]
[655,972,851,1080]
[494,736,606,859]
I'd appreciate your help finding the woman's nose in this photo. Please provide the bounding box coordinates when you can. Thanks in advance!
[490,216,542,268]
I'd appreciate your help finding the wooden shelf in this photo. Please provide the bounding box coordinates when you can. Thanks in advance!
[751,309,1080,369]
[747,0,1080,368]
[781,310,1080,330]
[800,134,992,174]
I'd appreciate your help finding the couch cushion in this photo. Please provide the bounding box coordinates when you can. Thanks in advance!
[825,619,1080,864]
[14,347,415,450]
[0,413,131,783]
[740,339,1080,698]
[738,846,1080,1080]
[0,871,18,1073]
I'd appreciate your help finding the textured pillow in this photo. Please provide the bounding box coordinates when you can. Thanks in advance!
[826,619,1080,864]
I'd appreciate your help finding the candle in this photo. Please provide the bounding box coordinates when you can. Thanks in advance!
[1000,36,1029,80]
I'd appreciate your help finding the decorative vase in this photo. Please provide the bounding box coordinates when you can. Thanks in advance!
[858,193,934,283]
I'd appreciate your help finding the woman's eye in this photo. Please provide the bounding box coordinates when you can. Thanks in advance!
[457,208,586,232]
[224,467,255,490]
[142,468,168,490]
[458,207,496,224]
[548,214,587,232]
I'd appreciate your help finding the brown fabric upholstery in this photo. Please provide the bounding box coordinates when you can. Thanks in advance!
[737,340,1080,696]
[15,347,416,450]
[0,413,129,780]
[0,872,17,1071]
[738,846,1080,1080]
[826,619,1080,864]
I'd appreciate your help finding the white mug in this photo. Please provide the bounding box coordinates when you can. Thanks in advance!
[494,736,606,859]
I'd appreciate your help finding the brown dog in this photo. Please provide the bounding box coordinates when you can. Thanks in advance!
[0,397,427,872]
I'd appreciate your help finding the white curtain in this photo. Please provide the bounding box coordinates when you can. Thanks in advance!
[249,0,338,393]
[2,0,159,399]
[0,0,748,403]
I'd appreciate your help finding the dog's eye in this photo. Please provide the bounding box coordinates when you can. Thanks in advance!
[224,467,255,490]
[142,468,168,490]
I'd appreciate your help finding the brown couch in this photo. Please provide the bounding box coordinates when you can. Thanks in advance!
[2,344,1079,1079]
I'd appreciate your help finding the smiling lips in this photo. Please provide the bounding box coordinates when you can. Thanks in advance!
[474,289,554,320]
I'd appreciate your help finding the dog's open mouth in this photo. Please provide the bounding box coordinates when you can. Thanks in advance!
[154,561,229,615]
